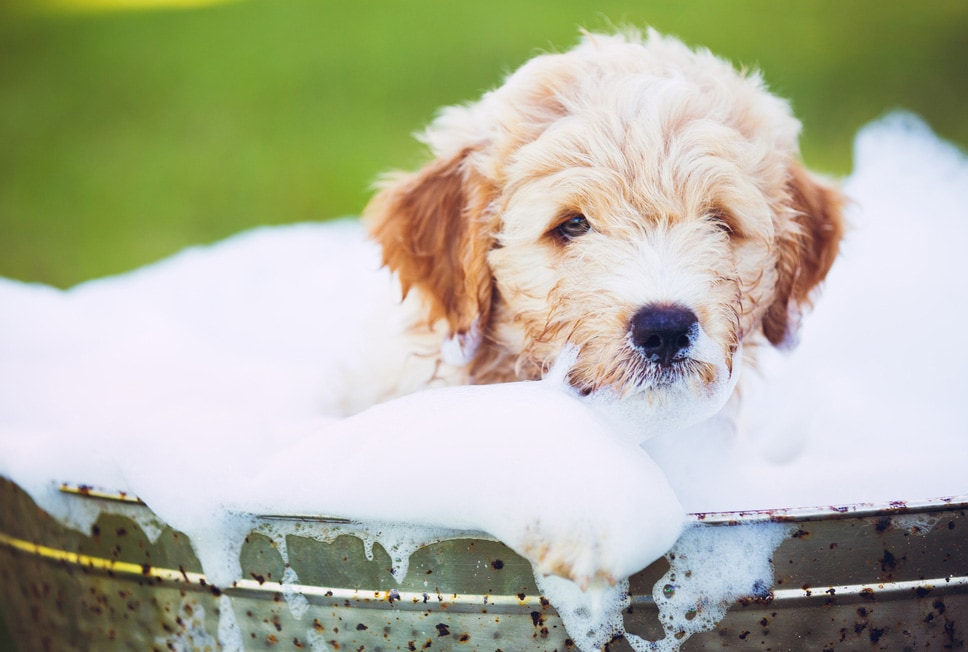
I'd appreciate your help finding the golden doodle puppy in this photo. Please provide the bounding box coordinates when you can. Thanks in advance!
[362,29,843,429]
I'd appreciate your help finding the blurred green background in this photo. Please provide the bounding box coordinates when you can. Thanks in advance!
[1,0,966,288]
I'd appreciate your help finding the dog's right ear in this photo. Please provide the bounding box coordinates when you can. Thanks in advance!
[762,162,845,348]
[365,149,497,342]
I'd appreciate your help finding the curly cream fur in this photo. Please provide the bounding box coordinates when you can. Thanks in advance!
[360,28,843,419]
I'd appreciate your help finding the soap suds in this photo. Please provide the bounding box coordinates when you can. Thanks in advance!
[0,114,966,650]
[353,521,452,583]
[628,522,791,651]
[242,380,686,590]
[155,597,220,652]
[281,565,310,619]
[217,594,245,652]
[533,575,630,652]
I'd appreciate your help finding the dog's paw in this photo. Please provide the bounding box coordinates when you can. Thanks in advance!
[514,519,619,590]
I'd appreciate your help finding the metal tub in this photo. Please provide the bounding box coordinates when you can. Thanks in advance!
[0,477,965,651]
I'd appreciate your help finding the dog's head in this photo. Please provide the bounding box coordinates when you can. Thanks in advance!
[366,29,843,424]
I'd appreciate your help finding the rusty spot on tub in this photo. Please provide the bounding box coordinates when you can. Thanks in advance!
[875,516,891,533]
[944,617,965,648]
[355,623,367,631]
[859,588,876,601]
[458,633,470,642]
[250,572,266,585]
[879,550,902,576]
[530,611,544,627]
[436,623,450,637]
[491,559,504,570]
[791,528,810,539]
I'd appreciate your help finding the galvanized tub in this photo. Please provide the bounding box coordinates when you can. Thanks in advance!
[0,477,965,651]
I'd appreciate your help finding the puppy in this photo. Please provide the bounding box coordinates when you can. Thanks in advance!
[354,28,843,429]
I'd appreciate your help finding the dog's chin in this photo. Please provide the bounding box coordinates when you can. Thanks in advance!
[628,357,718,393]
[582,345,742,448]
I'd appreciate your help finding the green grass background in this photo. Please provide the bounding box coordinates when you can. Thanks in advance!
[1,0,967,289]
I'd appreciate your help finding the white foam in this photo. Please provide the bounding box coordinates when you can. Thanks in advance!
[534,575,630,652]
[352,521,449,584]
[217,594,245,652]
[155,597,220,652]
[281,566,310,619]
[632,522,790,651]
[242,380,686,589]
[305,627,333,652]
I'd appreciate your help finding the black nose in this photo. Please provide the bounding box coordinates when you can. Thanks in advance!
[630,304,698,366]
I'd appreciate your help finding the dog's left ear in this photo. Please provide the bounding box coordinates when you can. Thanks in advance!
[365,148,497,343]
[763,161,845,347]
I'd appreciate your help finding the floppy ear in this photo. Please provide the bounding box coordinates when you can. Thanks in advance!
[364,148,497,340]
[762,161,845,347]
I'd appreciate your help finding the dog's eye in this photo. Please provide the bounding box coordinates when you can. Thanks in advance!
[708,210,736,236]
[553,214,592,242]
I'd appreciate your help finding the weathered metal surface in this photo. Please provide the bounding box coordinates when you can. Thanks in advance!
[0,477,965,651]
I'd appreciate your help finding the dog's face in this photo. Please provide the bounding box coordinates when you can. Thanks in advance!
[366,30,843,424]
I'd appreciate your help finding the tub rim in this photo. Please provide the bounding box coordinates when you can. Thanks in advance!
[57,481,968,527]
